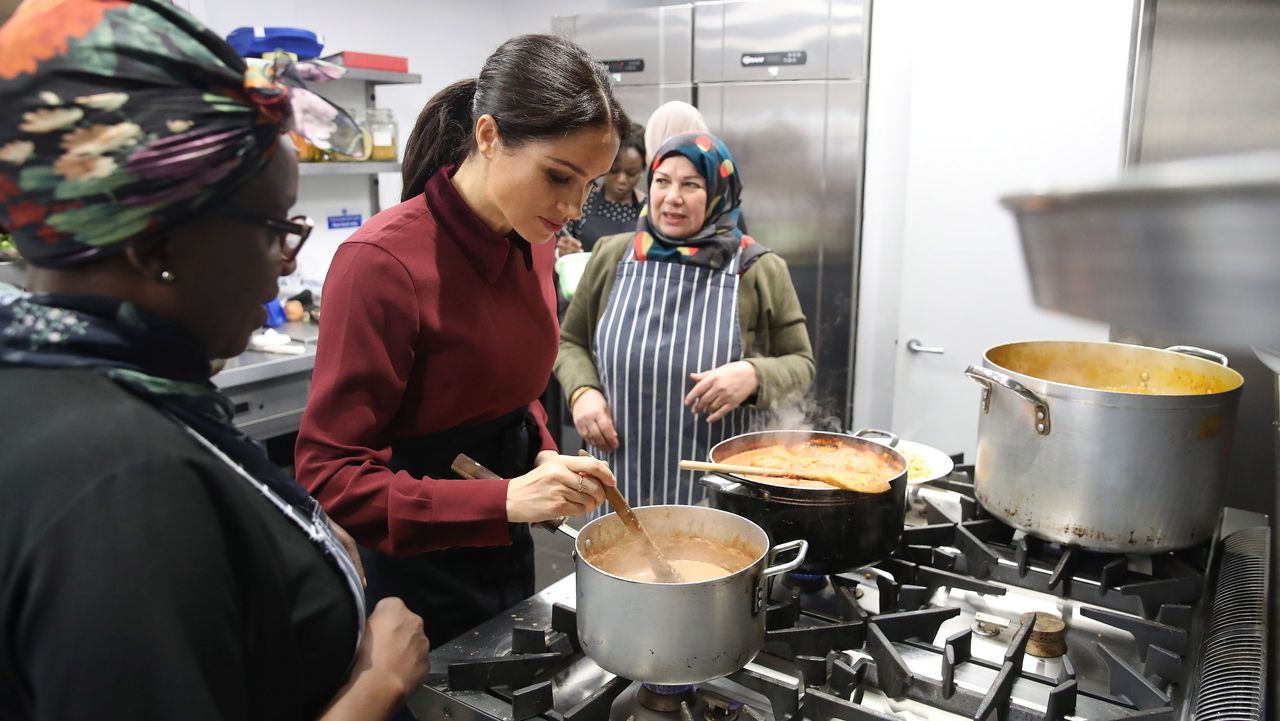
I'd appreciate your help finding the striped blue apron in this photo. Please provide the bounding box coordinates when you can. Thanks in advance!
[589,250,761,514]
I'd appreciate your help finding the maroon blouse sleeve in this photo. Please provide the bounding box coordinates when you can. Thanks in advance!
[295,241,512,557]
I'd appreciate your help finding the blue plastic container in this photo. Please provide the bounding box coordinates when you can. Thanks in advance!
[263,298,287,328]
[226,27,325,60]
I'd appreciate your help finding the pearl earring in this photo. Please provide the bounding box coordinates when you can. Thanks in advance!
[159,270,176,283]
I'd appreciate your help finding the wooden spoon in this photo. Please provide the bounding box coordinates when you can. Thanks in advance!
[578,450,684,583]
[678,459,892,494]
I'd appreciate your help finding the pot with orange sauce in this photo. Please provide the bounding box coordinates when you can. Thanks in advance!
[700,429,909,574]
[574,505,806,684]
[966,340,1244,552]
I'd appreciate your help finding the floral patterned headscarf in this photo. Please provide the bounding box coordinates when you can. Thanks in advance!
[0,0,366,267]
[632,131,769,272]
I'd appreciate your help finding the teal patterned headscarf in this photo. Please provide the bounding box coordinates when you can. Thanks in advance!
[632,131,769,272]
[0,0,366,267]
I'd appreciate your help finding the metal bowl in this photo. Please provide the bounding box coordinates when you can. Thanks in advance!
[1001,151,1280,347]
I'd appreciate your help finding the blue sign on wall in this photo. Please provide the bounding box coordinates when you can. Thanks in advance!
[327,210,363,230]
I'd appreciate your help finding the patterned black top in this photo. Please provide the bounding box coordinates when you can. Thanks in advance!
[564,185,645,251]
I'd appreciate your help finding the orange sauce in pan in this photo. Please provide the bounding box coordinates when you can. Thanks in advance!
[719,441,896,493]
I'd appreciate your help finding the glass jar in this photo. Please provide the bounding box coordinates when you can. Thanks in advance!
[367,107,398,162]
[329,107,372,162]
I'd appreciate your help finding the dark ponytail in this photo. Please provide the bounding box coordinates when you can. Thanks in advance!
[401,79,476,202]
[401,34,631,201]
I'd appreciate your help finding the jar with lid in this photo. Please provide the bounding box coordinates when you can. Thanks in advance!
[367,107,398,162]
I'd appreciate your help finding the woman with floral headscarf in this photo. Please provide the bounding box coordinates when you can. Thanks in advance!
[555,132,815,511]
[0,2,428,719]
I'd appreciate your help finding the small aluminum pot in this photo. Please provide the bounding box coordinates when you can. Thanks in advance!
[574,505,807,684]
[701,430,908,573]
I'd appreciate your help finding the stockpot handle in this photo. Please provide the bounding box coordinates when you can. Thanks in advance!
[761,539,809,578]
[1164,345,1230,367]
[964,365,1051,436]
[853,428,899,448]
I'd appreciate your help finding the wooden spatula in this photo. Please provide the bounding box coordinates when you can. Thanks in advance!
[677,459,891,494]
[578,450,683,583]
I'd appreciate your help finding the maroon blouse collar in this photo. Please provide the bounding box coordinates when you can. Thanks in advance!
[423,165,533,283]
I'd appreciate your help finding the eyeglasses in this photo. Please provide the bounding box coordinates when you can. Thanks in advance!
[217,208,314,262]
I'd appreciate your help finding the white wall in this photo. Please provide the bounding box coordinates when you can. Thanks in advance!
[853,0,1129,454]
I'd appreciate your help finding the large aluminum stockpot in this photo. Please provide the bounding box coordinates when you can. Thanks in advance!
[574,505,806,684]
[700,430,907,574]
[965,340,1244,552]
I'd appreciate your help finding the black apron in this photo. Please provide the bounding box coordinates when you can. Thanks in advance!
[359,407,537,646]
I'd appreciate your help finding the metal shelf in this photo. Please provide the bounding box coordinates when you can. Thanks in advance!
[298,161,400,176]
[327,67,421,85]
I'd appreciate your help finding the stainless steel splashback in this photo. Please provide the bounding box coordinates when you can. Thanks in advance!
[1120,1,1280,706]
[1127,0,1280,164]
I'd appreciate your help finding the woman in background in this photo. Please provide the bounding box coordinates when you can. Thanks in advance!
[555,132,814,512]
[557,125,645,254]
[644,101,749,234]
[644,101,709,165]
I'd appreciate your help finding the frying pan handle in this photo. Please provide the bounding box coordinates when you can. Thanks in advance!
[853,428,899,448]
[964,365,1051,436]
[761,539,809,578]
[1165,345,1230,367]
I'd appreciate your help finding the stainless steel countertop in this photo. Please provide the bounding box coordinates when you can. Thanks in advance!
[212,321,319,389]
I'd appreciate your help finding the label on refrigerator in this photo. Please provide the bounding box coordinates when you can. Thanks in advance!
[741,50,807,67]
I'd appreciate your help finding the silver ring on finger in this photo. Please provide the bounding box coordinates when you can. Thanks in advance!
[577,477,586,494]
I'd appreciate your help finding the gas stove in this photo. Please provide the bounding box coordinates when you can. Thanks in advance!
[407,467,1269,721]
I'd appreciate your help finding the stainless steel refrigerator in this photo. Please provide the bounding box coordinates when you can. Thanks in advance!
[554,0,870,421]
[553,5,695,124]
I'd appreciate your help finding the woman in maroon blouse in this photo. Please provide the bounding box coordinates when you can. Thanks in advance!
[296,35,627,645]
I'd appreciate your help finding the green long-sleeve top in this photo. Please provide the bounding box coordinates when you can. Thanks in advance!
[555,232,816,409]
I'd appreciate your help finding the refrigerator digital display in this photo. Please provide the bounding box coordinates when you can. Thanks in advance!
[740,51,808,67]
[601,59,645,73]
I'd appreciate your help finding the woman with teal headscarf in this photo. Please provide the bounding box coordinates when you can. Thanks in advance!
[555,132,816,513]
[0,1,428,718]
